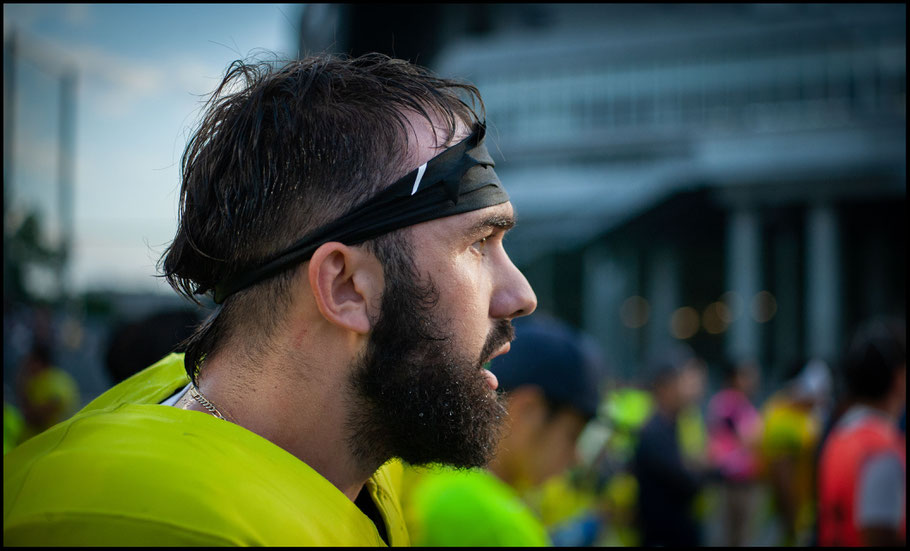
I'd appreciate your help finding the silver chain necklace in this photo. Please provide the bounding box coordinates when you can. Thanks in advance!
[189,384,236,423]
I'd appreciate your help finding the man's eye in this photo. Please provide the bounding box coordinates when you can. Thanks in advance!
[472,236,489,253]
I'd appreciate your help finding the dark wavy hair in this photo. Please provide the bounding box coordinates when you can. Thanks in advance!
[159,53,484,382]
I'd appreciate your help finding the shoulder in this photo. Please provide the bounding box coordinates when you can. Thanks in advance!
[408,467,549,546]
[3,406,236,544]
[822,411,903,470]
[832,407,901,447]
[79,353,189,412]
[414,467,510,507]
[4,404,384,546]
[711,389,749,409]
[368,460,411,546]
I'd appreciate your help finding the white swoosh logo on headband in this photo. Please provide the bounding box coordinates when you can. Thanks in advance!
[411,163,428,195]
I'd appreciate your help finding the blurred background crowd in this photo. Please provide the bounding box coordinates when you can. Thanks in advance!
[4,4,905,546]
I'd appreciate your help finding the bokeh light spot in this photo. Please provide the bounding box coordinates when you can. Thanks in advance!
[670,306,700,339]
[702,302,731,334]
[620,296,650,328]
[751,290,778,323]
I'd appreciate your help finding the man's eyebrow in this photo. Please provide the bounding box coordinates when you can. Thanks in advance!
[469,214,516,235]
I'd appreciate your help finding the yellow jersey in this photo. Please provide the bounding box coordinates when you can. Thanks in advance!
[3,353,409,546]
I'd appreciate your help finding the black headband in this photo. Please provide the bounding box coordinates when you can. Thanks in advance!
[210,123,508,304]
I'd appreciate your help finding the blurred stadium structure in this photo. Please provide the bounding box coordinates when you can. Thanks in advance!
[302,4,906,391]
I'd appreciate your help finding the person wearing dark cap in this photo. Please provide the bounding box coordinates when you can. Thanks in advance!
[632,345,714,547]
[399,316,605,546]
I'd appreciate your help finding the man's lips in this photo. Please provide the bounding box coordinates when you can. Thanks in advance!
[482,369,499,391]
[481,342,511,391]
[489,341,511,362]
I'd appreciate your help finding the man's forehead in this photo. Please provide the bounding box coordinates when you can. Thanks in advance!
[402,109,472,171]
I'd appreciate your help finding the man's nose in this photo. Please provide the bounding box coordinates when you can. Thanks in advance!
[490,252,537,320]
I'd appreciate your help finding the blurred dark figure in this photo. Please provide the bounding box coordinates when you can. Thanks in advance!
[104,309,202,385]
[706,359,763,546]
[676,357,709,467]
[15,340,80,441]
[760,358,832,545]
[818,318,906,547]
[809,358,856,547]
[633,346,715,547]
[597,380,655,546]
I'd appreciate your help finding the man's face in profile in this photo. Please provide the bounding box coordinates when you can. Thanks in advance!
[346,206,537,468]
[344,113,537,468]
[346,235,514,467]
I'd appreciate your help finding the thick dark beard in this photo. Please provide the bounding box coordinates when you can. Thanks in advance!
[345,238,512,471]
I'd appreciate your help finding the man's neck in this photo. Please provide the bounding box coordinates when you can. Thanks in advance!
[190,342,375,501]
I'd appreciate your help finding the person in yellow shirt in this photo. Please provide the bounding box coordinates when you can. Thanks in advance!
[400,317,604,546]
[15,341,80,441]
[4,52,537,545]
[760,358,831,546]
[597,384,653,546]
[5,353,409,545]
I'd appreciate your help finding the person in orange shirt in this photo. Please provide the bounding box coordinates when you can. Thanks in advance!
[817,318,905,547]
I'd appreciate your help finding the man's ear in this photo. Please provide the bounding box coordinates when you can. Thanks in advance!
[308,242,384,335]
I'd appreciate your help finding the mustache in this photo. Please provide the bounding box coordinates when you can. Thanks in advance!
[478,320,515,367]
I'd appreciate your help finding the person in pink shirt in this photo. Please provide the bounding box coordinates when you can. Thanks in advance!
[707,359,763,546]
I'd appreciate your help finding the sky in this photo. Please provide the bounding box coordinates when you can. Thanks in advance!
[3,3,303,295]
